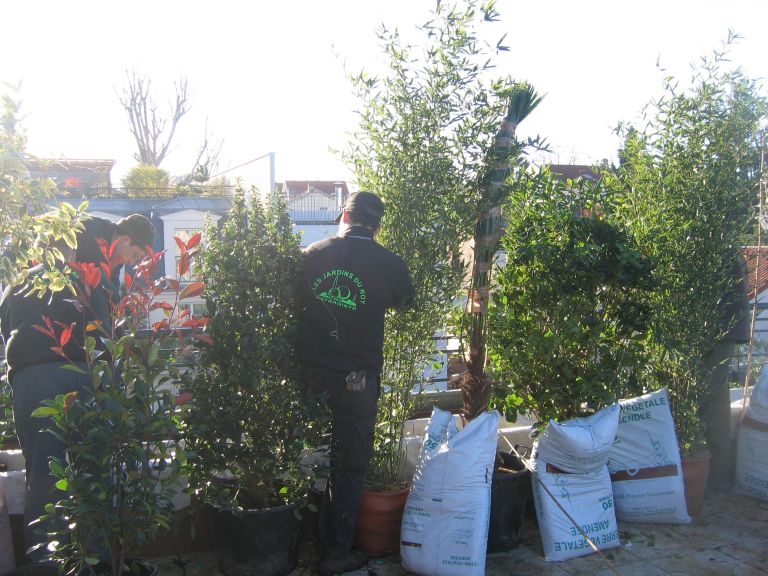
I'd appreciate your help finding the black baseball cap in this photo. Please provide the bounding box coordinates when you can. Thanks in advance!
[335,191,385,223]
[116,214,155,247]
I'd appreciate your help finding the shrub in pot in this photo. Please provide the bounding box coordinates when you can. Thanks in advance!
[184,188,319,576]
[488,170,654,425]
[33,234,207,575]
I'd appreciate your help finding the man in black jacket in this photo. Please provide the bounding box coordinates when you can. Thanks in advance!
[298,192,414,576]
[0,213,154,561]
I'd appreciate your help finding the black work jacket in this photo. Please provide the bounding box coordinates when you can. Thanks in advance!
[0,218,118,383]
[298,226,414,375]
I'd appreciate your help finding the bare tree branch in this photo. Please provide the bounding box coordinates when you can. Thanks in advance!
[179,119,224,186]
[118,71,190,167]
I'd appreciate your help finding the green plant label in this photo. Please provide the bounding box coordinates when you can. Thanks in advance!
[312,269,366,311]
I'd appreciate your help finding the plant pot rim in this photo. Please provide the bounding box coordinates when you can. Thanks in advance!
[213,500,298,515]
[681,449,711,461]
[362,485,410,496]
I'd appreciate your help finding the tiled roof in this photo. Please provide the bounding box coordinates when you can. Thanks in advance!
[744,246,768,299]
[549,164,603,181]
[282,180,349,201]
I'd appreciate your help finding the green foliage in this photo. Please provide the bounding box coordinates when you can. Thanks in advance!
[609,36,767,453]
[120,164,171,191]
[488,170,655,424]
[185,186,317,508]
[0,84,86,287]
[33,240,205,575]
[345,0,518,486]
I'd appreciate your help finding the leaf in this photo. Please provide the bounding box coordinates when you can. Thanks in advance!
[31,407,59,417]
[186,232,202,250]
[59,324,73,347]
[175,236,186,254]
[49,460,65,476]
[180,281,205,300]
[54,478,69,491]
[178,252,191,276]
[31,324,54,338]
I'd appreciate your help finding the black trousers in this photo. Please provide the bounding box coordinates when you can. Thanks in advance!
[11,361,91,562]
[308,367,379,557]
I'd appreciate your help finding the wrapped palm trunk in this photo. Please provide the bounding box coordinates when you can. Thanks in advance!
[462,115,515,420]
[462,84,542,421]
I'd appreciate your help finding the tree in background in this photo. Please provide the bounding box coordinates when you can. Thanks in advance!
[119,163,171,192]
[118,71,189,167]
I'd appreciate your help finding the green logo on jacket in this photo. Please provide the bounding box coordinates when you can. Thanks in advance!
[312,269,366,310]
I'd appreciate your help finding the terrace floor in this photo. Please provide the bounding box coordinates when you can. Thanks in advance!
[155,488,767,576]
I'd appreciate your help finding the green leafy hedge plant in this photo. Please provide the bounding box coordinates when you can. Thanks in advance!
[184,187,319,508]
[488,170,655,425]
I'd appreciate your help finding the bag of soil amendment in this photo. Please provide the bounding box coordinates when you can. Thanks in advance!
[532,404,620,561]
[535,404,620,474]
[607,388,691,524]
[532,461,619,561]
[400,406,498,576]
[735,367,768,501]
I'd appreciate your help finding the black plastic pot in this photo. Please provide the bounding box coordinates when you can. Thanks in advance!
[4,565,59,576]
[75,559,158,576]
[214,502,301,576]
[487,451,532,553]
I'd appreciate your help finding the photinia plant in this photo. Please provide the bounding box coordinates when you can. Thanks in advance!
[32,232,208,576]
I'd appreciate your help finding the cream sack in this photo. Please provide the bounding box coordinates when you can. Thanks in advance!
[735,367,768,501]
[607,388,690,524]
[532,460,619,562]
[400,406,498,576]
[535,404,620,474]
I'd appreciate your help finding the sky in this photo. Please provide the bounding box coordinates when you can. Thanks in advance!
[2,0,767,194]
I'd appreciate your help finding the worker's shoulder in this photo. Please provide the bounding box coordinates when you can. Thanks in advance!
[302,236,339,254]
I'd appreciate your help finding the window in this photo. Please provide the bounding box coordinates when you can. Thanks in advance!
[178,302,207,318]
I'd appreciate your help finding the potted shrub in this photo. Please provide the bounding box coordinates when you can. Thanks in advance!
[31,234,207,575]
[608,39,766,512]
[488,170,654,424]
[184,187,318,576]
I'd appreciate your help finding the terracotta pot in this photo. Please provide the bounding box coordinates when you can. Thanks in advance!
[355,486,410,556]
[681,452,710,517]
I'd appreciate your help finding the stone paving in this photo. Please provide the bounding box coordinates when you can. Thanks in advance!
[156,489,768,576]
